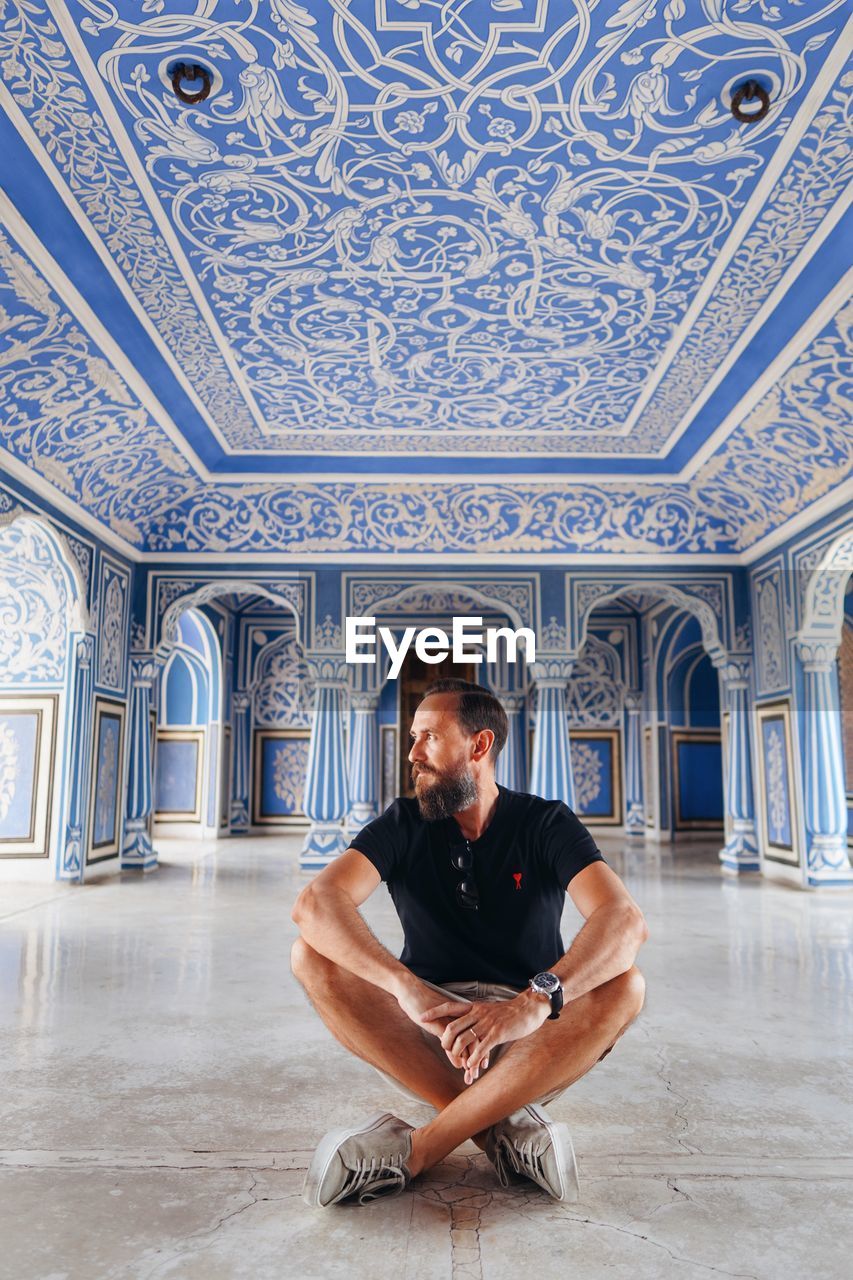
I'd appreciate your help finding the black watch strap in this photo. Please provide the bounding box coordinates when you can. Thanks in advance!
[530,972,564,1020]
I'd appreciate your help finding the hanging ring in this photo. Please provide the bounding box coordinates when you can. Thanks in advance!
[730,79,770,124]
[170,62,212,105]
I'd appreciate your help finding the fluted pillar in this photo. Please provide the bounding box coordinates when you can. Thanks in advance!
[529,658,575,808]
[347,693,380,835]
[59,634,95,882]
[122,654,159,871]
[496,693,527,791]
[230,692,251,832]
[302,655,350,868]
[716,658,759,874]
[624,691,645,836]
[797,640,852,886]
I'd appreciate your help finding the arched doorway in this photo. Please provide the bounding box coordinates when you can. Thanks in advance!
[153,608,223,838]
[145,583,307,859]
[577,585,733,857]
[0,515,91,880]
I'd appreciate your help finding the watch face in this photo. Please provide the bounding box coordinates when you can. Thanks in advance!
[532,972,560,995]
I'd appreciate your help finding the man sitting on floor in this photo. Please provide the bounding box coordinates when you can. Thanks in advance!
[291,678,648,1208]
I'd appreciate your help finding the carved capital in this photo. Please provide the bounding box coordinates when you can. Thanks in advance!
[531,657,574,684]
[306,654,348,684]
[350,693,380,713]
[130,654,158,687]
[797,639,839,672]
[76,635,95,668]
[624,690,642,714]
[500,693,526,716]
[233,692,251,714]
[717,656,752,690]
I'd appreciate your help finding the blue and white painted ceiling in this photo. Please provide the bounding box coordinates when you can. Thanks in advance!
[0,1,850,556]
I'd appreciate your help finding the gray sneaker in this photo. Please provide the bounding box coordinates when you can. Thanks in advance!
[302,1112,414,1208]
[485,1103,579,1202]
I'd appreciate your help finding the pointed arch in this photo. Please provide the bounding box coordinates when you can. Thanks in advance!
[799,525,853,647]
[0,510,91,635]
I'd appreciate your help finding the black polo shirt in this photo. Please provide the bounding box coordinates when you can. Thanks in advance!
[350,785,604,988]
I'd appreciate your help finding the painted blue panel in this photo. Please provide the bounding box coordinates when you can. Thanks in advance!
[259,738,309,818]
[163,653,198,726]
[155,739,200,814]
[0,713,38,841]
[92,712,122,847]
[676,740,723,823]
[570,737,613,819]
[760,717,792,849]
[688,657,721,729]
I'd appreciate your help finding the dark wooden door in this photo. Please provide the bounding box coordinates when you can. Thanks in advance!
[397,649,476,798]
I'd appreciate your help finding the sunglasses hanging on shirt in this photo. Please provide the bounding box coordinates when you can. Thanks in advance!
[448,831,480,911]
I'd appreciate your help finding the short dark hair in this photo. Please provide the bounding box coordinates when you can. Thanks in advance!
[420,678,508,761]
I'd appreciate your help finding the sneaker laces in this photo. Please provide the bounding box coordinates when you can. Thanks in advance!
[334,1153,408,1205]
[504,1136,548,1188]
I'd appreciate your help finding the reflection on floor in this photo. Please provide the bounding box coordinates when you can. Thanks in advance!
[1,834,851,1279]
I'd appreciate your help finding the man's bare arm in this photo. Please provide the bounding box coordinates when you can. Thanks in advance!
[430,861,648,1076]
[291,849,454,1037]
[291,849,411,996]
[549,861,648,1002]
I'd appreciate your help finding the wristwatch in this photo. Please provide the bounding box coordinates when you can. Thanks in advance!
[529,971,564,1020]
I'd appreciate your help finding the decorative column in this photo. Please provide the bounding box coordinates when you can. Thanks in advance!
[624,691,645,836]
[122,654,159,871]
[301,653,350,869]
[59,634,94,882]
[797,640,853,885]
[230,692,251,831]
[717,658,759,874]
[347,693,380,835]
[496,693,527,791]
[529,658,575,808]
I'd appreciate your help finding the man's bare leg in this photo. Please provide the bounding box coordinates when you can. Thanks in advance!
[291,937,468,1112]
[406,967,646,1176]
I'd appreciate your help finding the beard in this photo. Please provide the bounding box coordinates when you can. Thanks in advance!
[413,761,479,821]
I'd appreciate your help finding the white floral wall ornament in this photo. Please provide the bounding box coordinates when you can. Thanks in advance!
[97,562,129,691]
[0,721,19,823]
[756,572,786,692]
[571,741,604,811]
[765,724,787,845]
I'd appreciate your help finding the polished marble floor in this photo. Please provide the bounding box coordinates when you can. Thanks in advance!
[1,834,851,1280]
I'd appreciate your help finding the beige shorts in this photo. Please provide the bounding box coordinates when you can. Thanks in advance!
[372,977,570,1108]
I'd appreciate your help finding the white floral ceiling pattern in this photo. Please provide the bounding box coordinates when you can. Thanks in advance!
[0,0,850,554]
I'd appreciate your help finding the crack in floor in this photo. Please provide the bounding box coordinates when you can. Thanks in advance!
[557,1208,760,1280]
[131,1173,294,1280]
[418,1155,490,1280]
[647,1027,702,1156]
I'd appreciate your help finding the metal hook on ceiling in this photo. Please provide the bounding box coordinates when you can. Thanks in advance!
[730,79,770,124]
[170,62,212,106]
